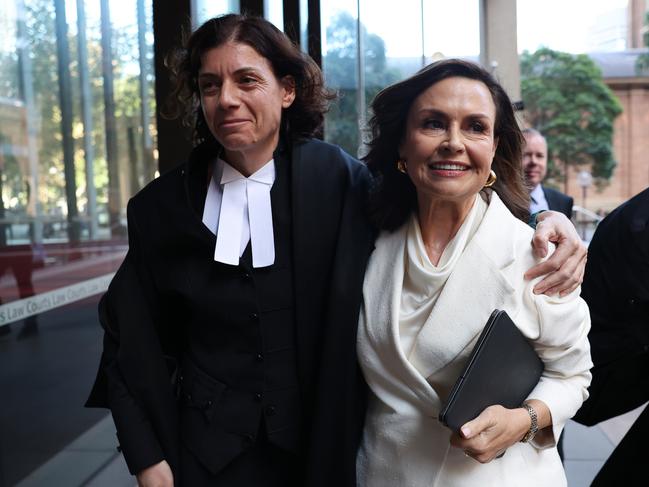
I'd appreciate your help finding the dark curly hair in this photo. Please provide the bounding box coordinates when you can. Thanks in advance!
[164,14,335,145]
[365,58,529,231]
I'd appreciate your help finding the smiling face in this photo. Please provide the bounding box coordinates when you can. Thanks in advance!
[399,76,498,210]
[522,132,548,189]
[198,42,296,173]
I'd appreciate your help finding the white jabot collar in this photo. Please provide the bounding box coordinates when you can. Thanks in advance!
[202,157,275,268]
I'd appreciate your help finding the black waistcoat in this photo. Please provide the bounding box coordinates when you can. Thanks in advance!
[178,153,300,475]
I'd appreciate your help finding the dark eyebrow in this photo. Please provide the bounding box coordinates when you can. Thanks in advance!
[417,108,447,118]
[233,67,261,76]
[466,113,491,120]
[416,109,491,121]
[198,66,260,78]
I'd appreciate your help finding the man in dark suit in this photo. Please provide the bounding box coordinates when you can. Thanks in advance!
[522,129,574,218]
[573,187,649,486]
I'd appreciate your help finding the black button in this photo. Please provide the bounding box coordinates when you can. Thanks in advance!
[255,353,264,362]
[242,434,254,447]
[250,313,259,321]
[242,272,251,280]
[116,444,122,453]
[265,405,276,416]
[205,400,213,408]
[254,392,263,402]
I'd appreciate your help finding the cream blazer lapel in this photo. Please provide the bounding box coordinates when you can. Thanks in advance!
[359,193,522,414]
[408,193,518,380]
[358,223,441,415]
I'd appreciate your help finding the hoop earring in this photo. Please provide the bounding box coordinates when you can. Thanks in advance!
[397,159,407,174]
[484,169,497,188]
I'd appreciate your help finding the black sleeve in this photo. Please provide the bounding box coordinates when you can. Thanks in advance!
[87,200,177,475]
[305,155,374,487]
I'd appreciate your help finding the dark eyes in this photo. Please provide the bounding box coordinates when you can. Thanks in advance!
[469,121,486,132]
[423,119,445,130]
[199,80,217,93]
[198,74,259,95]
[240,75,257,84]
[421,118,488,133]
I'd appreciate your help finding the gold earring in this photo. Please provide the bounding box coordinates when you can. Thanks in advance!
[397,159,407,174]
[484,169,497,188]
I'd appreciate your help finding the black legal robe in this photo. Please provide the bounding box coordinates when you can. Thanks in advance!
[573,187,649,485]
[86,138,375,486]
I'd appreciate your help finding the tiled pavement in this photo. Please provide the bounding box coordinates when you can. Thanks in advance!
[564,402,645,487]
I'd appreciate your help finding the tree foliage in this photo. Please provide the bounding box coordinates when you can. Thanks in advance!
[636,12,649,74]
[0,0,155,240]
[323,12,401,156]
[520,48,622,185]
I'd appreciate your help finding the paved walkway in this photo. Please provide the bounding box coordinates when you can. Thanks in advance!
[14,403,645,486]
[564,403,645,487]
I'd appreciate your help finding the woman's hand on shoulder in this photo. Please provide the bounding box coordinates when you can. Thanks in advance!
[449,405,530,463]
[137,460,174,487]
[524,210,587,297]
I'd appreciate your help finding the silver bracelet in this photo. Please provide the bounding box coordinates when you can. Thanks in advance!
[520,402,538,443]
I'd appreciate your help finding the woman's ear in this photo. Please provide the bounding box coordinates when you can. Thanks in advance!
[281,75,296,108]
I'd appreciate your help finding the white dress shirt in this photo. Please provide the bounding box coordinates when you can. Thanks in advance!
[202,157,275,268]
[530,184,550,214]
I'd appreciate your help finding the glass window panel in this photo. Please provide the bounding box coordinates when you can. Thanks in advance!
[264,0,285,30]
[0,0,156,484]
[360,0,423,81]
[321,0,361,156]
[193,0,240,27]
[322,0,481,156]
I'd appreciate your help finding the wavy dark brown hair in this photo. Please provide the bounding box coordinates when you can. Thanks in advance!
[164,14,335,145]
[365,58,530,231]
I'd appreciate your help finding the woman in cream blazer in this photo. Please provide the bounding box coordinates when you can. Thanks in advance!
[357,59,591,487]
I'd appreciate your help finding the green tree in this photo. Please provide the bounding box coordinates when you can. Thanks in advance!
[521,48,622,189]
[324,12,401,156]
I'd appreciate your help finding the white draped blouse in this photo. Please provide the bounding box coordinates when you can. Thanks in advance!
[400,194,486,358]
[356,191,592,487]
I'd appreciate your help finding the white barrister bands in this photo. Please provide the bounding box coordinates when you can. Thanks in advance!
[214,176,248,264]
[0,273,115,327]
[206,158,276,268]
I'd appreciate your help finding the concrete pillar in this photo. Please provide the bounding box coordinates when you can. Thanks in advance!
[479,0,521,102]
[627,0,647,49]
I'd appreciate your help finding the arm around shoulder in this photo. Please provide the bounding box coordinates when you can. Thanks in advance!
[525,210,587,296]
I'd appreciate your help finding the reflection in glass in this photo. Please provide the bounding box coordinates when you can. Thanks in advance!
[321,0,481,157]
[193,0,240,28]
[264,0,284,30]
[0,0,157,247]
[1,3,155,482]
[322,4,360,157]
